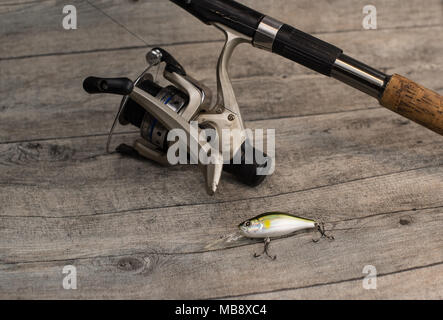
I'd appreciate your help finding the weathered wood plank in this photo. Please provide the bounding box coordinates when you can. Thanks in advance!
[1,0,442,300]
[1,26,442,143]
[1,165,442,262]
[1,0,442,58]
[233,263,443,300]
[0,206,441,299]
[1,108,442,218]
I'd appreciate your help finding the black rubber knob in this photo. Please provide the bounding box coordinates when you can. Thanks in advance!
[83,77,134,95]
[223,142,272,187]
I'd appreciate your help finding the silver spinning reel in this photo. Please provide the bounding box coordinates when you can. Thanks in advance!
[83,25,271,195]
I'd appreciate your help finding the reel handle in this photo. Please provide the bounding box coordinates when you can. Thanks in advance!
[83,77,134,95]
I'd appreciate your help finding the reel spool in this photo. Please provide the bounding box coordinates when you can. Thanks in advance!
[120,77,189,152]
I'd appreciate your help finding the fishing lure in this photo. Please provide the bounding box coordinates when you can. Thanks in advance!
[238,212,334,260]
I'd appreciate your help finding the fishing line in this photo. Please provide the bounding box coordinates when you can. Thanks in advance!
[83,1,321,153]
[84,0,150,46]
[85,0,327,72]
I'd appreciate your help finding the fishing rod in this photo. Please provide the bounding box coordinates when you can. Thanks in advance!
[82,0,442,195]
[171,0,443,135]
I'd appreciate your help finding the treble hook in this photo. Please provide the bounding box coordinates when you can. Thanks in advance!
[254,237,277,260]
[312,222,335,243]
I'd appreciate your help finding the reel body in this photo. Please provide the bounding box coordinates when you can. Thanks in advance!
[120,78,188,152]
[83,27,272,195]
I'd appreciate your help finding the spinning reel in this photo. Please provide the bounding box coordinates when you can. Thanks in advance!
[83,25,272,195]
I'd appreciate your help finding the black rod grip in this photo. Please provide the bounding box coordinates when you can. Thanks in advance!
[83,77,134,95]
[272,24,343,76]
[170,0,264,37]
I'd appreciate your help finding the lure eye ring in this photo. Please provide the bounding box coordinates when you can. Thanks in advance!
[245,221,251,227]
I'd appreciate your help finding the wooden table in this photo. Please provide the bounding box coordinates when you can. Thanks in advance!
[0,0,442,299]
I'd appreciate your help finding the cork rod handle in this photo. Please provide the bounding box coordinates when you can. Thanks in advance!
[380,74,443,135]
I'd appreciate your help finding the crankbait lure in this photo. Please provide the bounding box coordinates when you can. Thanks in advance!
[238,212,334,260]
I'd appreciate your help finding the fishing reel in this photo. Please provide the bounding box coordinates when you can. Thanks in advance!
[83,26,272,195]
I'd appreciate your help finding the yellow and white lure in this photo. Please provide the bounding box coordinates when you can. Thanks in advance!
[238,212,334,260]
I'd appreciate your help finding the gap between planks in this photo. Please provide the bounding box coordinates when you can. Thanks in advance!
[1,198,442,265]
[0,106,382,146]
[218,260,443,300]
[0,163,440,220]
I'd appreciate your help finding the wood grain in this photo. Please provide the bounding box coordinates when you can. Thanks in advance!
[0,206,442,299]
[1,166,442,263]
[1,108,442,219]
[1,26,443,143]
[381,74,443,135]
[1,0,442,59]
[0,0,442,299]
[234,263,443,300]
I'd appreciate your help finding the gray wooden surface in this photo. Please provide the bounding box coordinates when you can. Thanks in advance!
[0,0,442,299]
